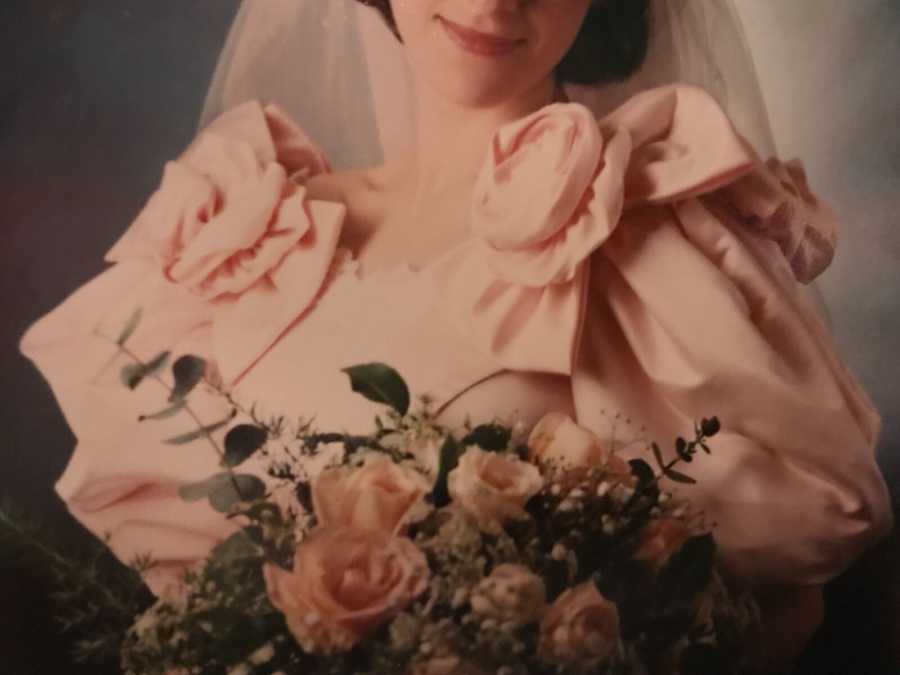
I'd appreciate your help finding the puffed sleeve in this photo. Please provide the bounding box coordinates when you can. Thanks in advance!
[573,160,892,587]
[19,101,346,594]
[439,84,892,587]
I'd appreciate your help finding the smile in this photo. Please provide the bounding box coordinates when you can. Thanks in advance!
[438,17,524,57]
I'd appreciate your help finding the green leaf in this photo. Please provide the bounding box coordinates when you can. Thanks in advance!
[701,416,721,437]
[222,424,268,468]
[210,530,260,562]
[663,467,697,485]
[163,412,234,445]
[120,363,145,390]
[675,437,691,461]
[234,501,283,523]
[658,533,717,610]
[651,442,665,470]
[116,307,143,346]
[178,473,228,502]
[430,435,460,508]
[145,350,170,373]
[461,423,511,452]
[295,481,313,514]
[209,474,267,513]
[341,363,410,415]
[138,398,187,422]
[628,458,655,491]
[120,350,170,390]
[169,355,207,402]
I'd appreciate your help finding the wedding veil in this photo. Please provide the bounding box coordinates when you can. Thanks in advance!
[199,0,830,323]
[200,0,776,164]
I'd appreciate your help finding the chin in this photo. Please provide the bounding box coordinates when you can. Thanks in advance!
[427,67,539,110]
[408,26,548,109]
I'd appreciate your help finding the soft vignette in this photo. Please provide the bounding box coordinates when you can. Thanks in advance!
[734,0,900,479]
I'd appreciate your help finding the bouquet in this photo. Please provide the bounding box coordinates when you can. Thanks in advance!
[9,316,760,675]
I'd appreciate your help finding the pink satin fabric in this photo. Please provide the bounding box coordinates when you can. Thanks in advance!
[20,85,891,598]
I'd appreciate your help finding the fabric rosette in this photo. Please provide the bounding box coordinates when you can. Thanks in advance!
[105,101,346,384]
[449,86,759,375]
[107,102,330,300]
[471,102,631,287]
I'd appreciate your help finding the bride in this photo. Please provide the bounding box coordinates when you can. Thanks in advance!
[20,0,892,670]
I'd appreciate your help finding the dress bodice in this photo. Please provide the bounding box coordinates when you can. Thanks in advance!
[20,86,892,599]
[234,248,576,436]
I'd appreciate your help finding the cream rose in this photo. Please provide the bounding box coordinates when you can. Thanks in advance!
[312,454,431,534]
[469,563,547,627]
[538,582,622,670]
[634,518,692,571]
[447,447,543,522]
[264,526,430,654]
[528,412,629,476]
[106,102,330,300]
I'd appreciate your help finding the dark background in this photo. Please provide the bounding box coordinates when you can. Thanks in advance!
[2,2,240,673]
[1,2,896,673]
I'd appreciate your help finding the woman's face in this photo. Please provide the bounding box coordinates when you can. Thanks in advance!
[390,0,592,107]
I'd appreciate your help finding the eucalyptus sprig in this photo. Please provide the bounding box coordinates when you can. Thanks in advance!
[620,416,722,518]
[97,308,273,517]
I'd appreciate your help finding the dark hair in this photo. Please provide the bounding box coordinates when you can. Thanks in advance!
[358,0,651,85]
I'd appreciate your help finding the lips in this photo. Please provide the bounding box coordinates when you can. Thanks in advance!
[438,17,523,57]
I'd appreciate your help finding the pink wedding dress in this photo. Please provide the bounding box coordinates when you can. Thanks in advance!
[20,86,891,607]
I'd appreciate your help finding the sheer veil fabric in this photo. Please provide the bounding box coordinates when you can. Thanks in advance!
[201,0,777,162]
[201,0,385,169]
[200,0,831,323]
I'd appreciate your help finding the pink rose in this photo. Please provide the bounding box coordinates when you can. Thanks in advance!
[312,454,431,534]
[528,412,630,475]
[264,526,430,654]
[634,518,692,571]
[447,447,543,522]
[106,101,331,300]
[538,582,622,670]
[471,102,632,286]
